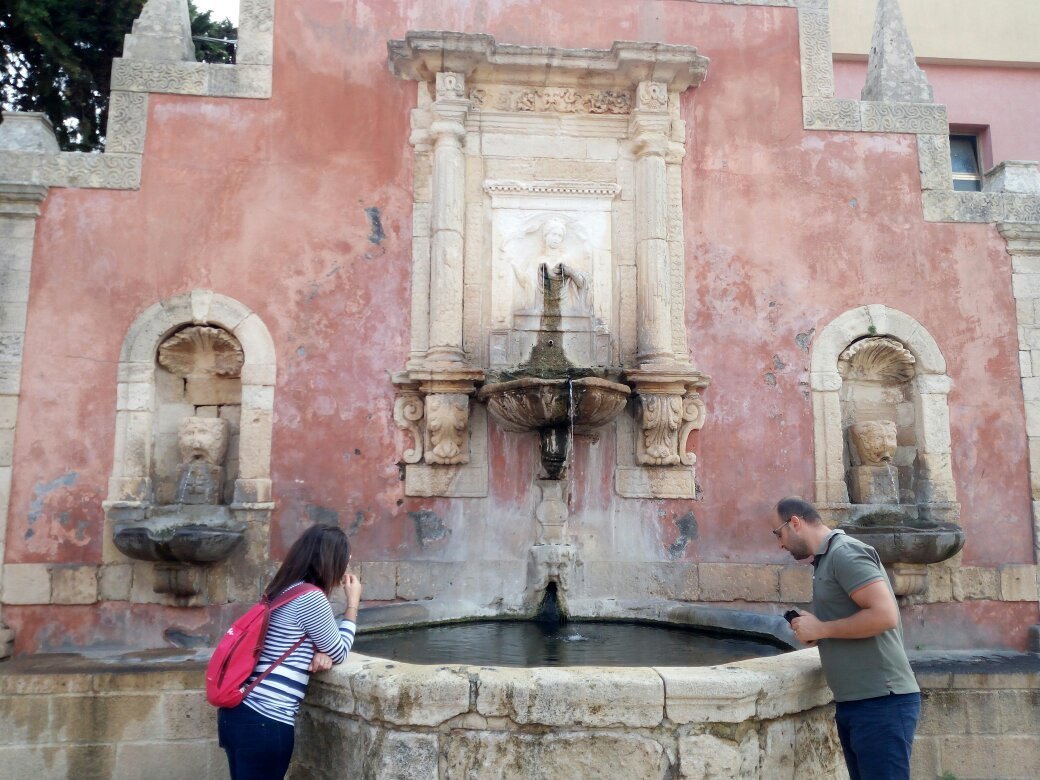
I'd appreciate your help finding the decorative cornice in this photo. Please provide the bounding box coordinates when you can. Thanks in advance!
[483,181,621,198]
[388,32,709,92]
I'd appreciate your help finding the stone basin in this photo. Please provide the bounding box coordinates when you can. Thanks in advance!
[478,375,631,435]
[112,505,244,564]
[293,600,845,779]
[841,524,965,565]
[840,514,965,566]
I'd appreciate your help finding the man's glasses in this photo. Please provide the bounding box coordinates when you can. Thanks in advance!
[772,518,791,538]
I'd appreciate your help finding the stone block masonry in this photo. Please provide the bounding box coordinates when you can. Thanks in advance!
[0,656,223,778]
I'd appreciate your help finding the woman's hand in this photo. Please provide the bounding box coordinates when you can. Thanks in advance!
[309,652,333,673]
[342,572,363,616]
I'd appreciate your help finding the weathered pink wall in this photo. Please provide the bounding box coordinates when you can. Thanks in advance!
[835,60,1040,168]
[6,0,1037,652]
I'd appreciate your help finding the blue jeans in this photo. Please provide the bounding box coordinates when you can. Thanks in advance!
[217,704,295,780]
[835,692,921,780]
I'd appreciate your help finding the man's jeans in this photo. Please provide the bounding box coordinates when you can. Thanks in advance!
[834,691,921,780]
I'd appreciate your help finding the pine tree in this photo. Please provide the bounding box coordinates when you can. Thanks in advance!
[1,1,236,152]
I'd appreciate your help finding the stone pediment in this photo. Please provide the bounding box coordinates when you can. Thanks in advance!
[388,31,709,91]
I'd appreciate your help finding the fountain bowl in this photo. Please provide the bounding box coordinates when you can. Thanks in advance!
[112,505,245,564]
[840,511,965,565]
[478,375,630,435]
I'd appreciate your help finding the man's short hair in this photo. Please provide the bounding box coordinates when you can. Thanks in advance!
[776,496,822,524]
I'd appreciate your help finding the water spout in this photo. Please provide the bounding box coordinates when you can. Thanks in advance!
[535,581,566,624]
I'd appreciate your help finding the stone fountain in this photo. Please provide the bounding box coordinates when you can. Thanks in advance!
[108,325,247,596]
[335,32,853,780]
[834,339,965,595]
[480,263,629,591]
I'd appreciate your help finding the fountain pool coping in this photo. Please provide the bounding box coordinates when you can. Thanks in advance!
[309,597,829,731]
[296,600,841,778]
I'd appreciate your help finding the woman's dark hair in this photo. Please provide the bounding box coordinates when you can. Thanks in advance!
[265,524,351,599]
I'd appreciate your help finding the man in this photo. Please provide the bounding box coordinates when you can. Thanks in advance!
[773,496,920,780]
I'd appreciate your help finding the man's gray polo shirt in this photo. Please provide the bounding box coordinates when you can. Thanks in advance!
[811,529,919,702]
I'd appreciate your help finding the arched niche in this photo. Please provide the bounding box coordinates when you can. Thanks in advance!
[810,304,959,528]
[103,291,276,594]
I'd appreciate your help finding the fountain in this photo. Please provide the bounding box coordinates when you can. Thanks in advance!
[296,32,847,780]
[480,261,629,565]
[108,325,247,596]
[834,338,965,595]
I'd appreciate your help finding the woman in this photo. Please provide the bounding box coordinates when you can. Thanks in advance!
[217,523,362,779]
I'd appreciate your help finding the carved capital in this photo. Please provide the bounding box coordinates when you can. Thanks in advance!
[394,390,425,464]
[435,71,466,101]
[635,81,669,112]
[424,393,470,465]
[431,72,471,131]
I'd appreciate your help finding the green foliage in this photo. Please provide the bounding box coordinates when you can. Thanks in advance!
[189,1,235,65]
[1,1,236,152]
[1,0,146,150]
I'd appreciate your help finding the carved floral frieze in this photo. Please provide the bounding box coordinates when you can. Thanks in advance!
[469,86,633,114]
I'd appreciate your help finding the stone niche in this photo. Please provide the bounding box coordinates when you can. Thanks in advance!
[389,32,711,499]
[103,291,277,602]
[812,306,965,596]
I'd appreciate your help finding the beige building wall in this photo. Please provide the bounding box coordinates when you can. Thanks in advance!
[830,0,1040,65]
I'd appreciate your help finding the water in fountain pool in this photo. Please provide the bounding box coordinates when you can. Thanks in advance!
[351,620,787,667]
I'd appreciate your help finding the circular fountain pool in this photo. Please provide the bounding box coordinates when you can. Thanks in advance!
[293,601,846,779]
[353,619,786,667]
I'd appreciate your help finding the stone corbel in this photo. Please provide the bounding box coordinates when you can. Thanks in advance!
[393,370,484,467]
[393,382,425,464]
[424,391,470,465]
[630,374,709,467]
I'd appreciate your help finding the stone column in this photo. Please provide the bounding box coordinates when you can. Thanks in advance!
[630,81,675,369]
[625,82,710,468]
[0,115,55,658]
[425,72,470,366]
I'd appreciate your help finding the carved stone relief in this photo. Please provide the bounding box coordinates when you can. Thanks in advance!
[424,393,470,465]
[486,183,617,367]
[390,32,712,499]
[158,326,245,377]
[470,87,632,114]
[839,337,916,384]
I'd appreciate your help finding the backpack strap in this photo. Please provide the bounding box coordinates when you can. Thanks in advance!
[268,581,323,610]
[242,583,324,697]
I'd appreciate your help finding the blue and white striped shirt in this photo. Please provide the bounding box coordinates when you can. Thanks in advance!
[242,583,355,725]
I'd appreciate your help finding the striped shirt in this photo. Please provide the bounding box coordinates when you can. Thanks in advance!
[242,583,356,725]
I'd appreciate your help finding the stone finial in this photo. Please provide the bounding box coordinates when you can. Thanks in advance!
[0,112,59,153]
[122,0,196,62]
[860,0,933,103]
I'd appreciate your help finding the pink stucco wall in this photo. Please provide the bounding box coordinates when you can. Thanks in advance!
[6,1,1037,652]
[835,60,1040,169]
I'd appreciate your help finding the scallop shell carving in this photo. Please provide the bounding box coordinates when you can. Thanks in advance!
[158,326,244,377]
[838,337,916,384]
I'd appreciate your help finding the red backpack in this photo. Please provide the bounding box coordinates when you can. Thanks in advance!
[206,582,323,708]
